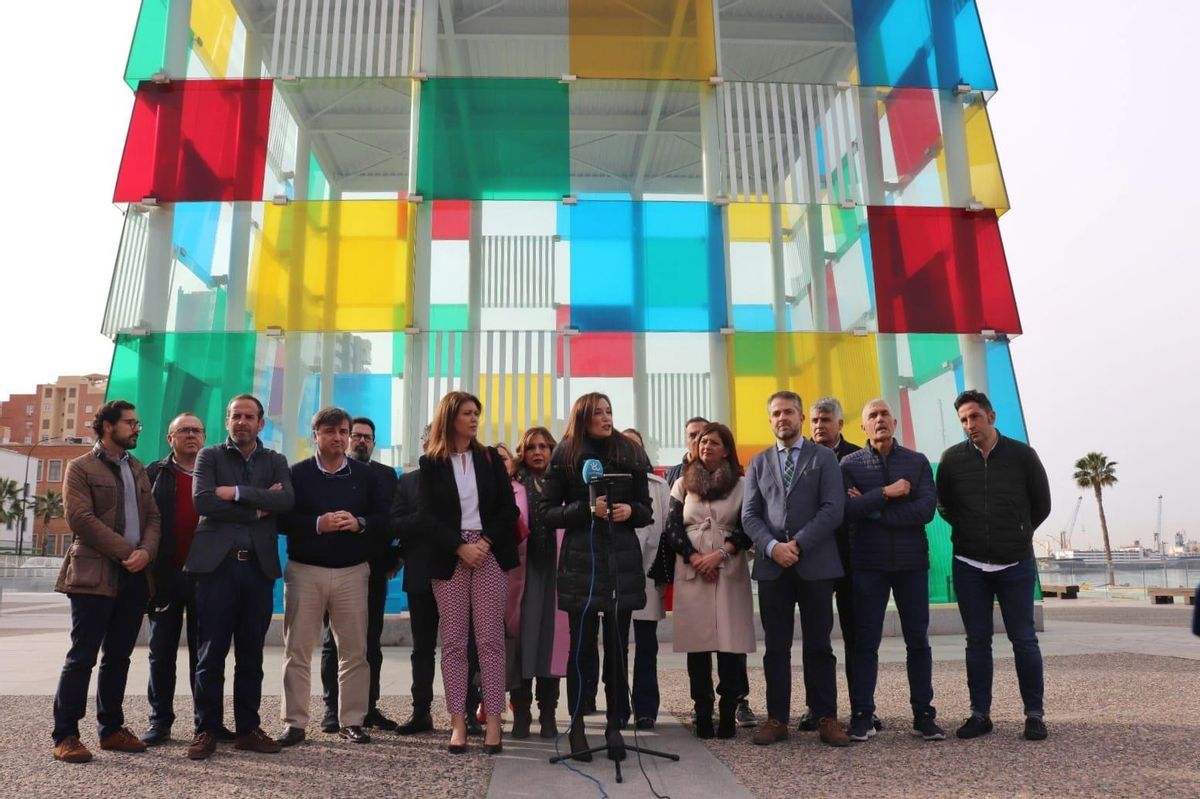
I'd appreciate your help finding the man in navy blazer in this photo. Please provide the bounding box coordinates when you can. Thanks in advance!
[742,391,848,747]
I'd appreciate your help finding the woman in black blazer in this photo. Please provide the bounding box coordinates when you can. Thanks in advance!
[418,391,518,754]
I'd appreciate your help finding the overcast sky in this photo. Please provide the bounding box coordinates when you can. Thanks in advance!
[1,1,1193,550]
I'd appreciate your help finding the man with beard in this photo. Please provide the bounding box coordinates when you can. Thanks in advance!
[318,417,400,732]
[52,400,161,763]
[741,391,848,747]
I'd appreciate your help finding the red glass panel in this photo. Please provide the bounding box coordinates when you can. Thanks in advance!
[114,79,273,203]
[432,200,471,239]
[554,306,633,377]
[868,207,1021,335]
[885,88,940,180]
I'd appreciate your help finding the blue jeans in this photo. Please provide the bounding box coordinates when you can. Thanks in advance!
[850,568,934,719]
[146,583,199,731]
[52,572,149,743]
[192,557,275,735]
[953,557,1044,719]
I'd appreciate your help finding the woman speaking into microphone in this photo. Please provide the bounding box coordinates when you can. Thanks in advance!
[538,392,652,760]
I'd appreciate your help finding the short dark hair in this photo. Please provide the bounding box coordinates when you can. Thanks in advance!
[351,417,376,436]
[93,400,135,438]
[954,390,993,413]
[684,416,708,429]
[621,427,645,447]
[312,406,352,431]
[228,394,265,419]
[767,390,803,411]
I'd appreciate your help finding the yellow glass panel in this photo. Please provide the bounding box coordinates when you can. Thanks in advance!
[964,98,1009,212]
[251,201,415,332]
[192,0,238,79]
[569,0,717,80]
[729,333,882,462]
[728,203,771,242]
[478,374,556,438]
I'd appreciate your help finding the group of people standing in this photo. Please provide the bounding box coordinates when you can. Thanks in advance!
[48,383,1052,766]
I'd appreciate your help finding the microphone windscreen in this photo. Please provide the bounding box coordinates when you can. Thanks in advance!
[582,458,604,484]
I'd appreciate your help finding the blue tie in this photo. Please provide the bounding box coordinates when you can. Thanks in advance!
[782,447,796,491]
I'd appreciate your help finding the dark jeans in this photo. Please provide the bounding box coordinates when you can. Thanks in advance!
[631,619,660,721]
[686,651,743,708]
[953,557,1044,719]
[193,557,275,735]
[146,580,199,731]
[834,573,857,688]
[406,588,479,716]
[567,608,632,726]
[758,571,837,723]
[322,566,388,714]
[52,572,149,744]
[850,568,934,718]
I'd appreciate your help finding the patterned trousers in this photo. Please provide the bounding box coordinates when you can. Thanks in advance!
[431,531,508,716]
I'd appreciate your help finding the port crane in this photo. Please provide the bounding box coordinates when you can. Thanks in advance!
[1059,496,1082,552]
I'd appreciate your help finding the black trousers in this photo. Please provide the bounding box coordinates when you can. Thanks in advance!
[630,619,660,721]
[511,676,560,711]
[686,651,743,708]
[193,557,274,736]
[146,579,199,731]
[321,566,388,714]
[406,588,479,716]
[567,608,632,725]
[52,572,148,744]
[758,571,837,723]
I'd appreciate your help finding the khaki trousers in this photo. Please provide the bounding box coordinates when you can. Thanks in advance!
[282,560,369,728]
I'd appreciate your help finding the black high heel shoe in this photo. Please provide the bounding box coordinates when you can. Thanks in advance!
[448,725,467,754]
[484,729,504,755]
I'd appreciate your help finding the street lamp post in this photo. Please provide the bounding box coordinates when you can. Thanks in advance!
[18,437,66,558]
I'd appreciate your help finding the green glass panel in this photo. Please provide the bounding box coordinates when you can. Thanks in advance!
[416,78,570,200]
[428,304,469,377]
[308,153,329,201]
[106,332,257,462]
[124,0,194,90]
[908,334,960,386]
[729,333,778,376]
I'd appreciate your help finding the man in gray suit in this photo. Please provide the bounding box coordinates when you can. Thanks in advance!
[742,391,848,747]
[185,394,294,761]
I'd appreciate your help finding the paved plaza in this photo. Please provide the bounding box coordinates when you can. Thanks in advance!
[1,593,1196,798]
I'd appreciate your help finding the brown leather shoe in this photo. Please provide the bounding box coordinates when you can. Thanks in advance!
[234,727,283,754]
[187,731,217,761]
[99,727,147,753]
[52,736,93,763]
[751,719,789,746]
[818,717,850,747]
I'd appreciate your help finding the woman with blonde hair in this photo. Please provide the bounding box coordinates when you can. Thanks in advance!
[418,391,518,754]
[665,422,755,739]
[504,427,569,739]
[538,392,652,760]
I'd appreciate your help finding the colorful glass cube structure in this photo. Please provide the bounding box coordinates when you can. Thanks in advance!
[105,0,1027,608]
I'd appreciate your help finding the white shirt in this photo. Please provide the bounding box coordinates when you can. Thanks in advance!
[452,451,483,531]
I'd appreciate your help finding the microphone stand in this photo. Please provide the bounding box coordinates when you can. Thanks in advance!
[550,473,680,783]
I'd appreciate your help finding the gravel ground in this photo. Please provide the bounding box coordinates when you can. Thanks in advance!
[660,653,1200,798]
[0,695,491,799]
[1042,600,1195,627]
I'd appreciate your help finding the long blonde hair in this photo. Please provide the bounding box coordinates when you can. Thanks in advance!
[425,391,484,462]
[511,426,558,478]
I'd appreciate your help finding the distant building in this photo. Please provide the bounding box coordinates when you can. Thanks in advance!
[0,440,95,556]
[0,374,108,446]
[0,448,37,552]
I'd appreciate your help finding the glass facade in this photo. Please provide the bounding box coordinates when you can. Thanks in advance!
[105,0,1028,608]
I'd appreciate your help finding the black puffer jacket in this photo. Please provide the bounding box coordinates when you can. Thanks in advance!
[538,436,652,614]
[936,433,1051,564]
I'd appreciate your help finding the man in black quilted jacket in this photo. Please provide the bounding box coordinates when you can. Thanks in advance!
[936,390,1051,743]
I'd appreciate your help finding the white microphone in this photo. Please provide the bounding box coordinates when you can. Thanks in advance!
[583,458,604,514]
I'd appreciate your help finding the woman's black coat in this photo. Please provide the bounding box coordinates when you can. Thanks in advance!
[417,446,519,581]
[537,437,652,613]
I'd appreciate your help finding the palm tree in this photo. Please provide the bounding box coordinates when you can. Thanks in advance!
[1074,453,1118,587]
[0,478,22,529]
[34,490,65,547]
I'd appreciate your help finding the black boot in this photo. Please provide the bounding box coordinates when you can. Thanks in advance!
[537,679,560,739]
[569,716,592,762]
[511,687,533,740]
[717,697,737,739]
[694,701,715,739]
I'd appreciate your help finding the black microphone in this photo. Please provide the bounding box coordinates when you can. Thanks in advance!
[583,458,604,514]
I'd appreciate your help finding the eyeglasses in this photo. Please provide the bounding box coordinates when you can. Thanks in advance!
[119,419,143,431]
[172,426,205,436]
[349,433,375,441]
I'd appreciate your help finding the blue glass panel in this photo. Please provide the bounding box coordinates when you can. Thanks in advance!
[732,304,775,330]
[173,202,221,282]
[569,201,726,332]
[851,0,997,91]
[985,339,1028,442]
[333,373,394,448]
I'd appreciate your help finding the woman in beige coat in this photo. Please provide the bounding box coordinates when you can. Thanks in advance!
[666,422,755,739]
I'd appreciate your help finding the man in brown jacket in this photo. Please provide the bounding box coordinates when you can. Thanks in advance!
[51,400,161,764]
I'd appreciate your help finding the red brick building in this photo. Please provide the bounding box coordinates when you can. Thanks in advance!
[0,374,109,446]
